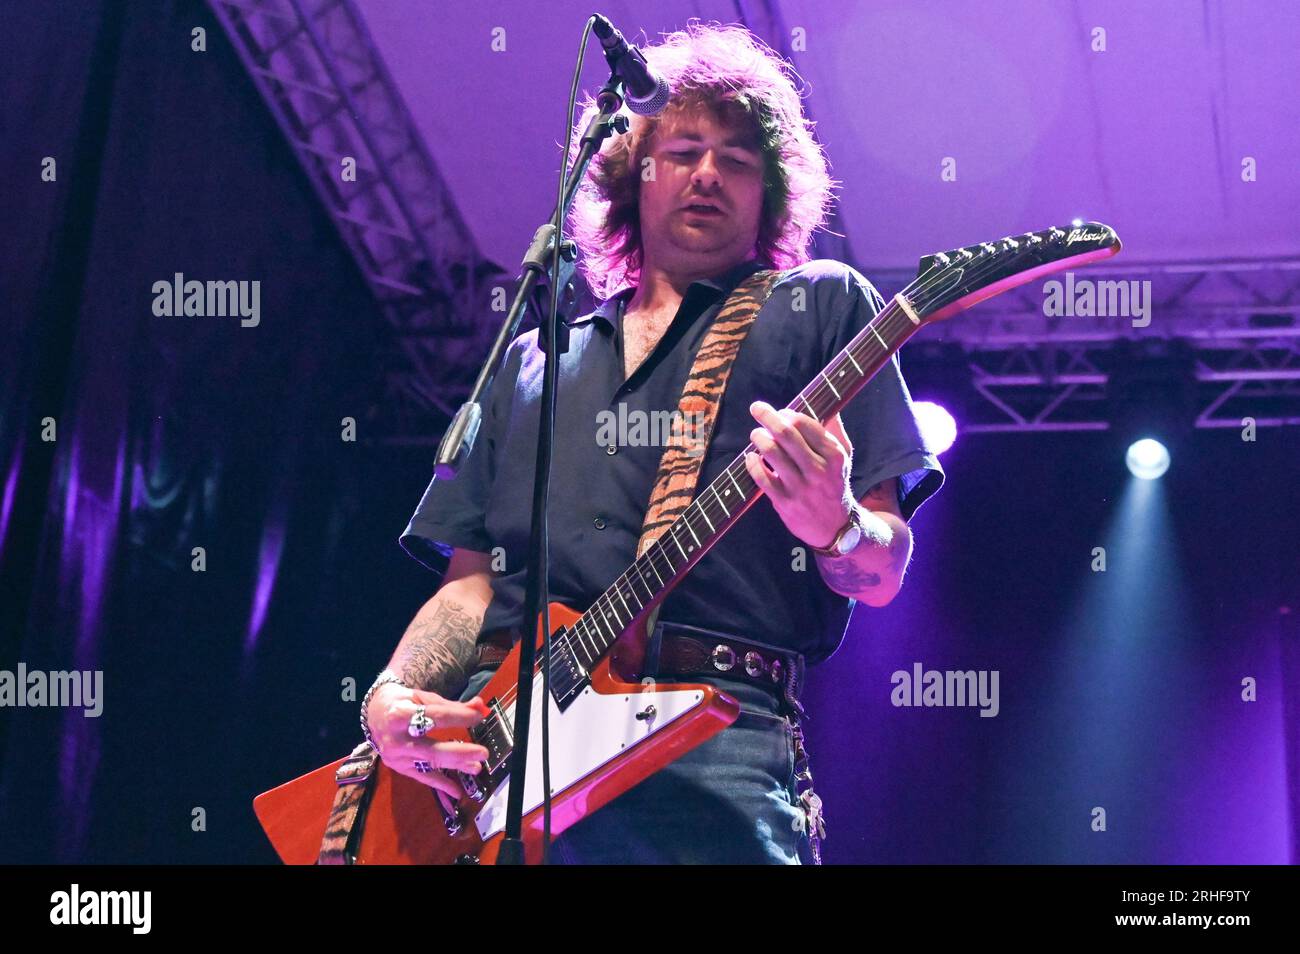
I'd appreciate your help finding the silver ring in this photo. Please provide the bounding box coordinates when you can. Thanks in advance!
[407,706,436,738]
[413,760,433,774]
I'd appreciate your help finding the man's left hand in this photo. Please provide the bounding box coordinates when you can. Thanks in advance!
[743,400,854,549]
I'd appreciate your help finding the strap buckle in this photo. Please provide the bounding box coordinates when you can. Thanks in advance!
[335,741,378,785]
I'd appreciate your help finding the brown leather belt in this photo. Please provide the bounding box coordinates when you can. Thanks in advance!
[474,621,806,716]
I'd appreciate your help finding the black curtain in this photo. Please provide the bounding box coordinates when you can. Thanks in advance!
[0,0,444,863]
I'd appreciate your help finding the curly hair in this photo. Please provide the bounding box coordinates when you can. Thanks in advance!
[566,21,837,300]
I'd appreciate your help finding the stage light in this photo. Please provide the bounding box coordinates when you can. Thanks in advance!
[1071,218,1084,227]
[914,401,957,454]
[1110,340,1194,477]
[1126,438,1170,480]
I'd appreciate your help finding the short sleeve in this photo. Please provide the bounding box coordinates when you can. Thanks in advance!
[398,355,511,577]
[819,268,945,522]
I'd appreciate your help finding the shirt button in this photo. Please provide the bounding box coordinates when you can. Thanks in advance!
[593,516,607,530]
[606,445,617,455]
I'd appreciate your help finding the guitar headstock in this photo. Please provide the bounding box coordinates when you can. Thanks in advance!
[912,222,1121,323]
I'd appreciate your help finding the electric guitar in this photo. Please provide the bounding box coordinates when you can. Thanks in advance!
[254,222,1121,864]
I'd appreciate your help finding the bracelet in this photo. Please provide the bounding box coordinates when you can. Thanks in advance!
[360,669,407,753]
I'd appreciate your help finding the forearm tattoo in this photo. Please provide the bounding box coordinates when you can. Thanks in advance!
[394,599,483,698]
[815,557,882,592]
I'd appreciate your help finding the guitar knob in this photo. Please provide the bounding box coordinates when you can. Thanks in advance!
[438,799,462,835]
[636,704,657,721]
[460,772,487,802]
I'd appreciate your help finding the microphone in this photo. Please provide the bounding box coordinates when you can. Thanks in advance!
[592,14,670,115]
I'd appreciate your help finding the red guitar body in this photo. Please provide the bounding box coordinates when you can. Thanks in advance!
[254,603,739,864]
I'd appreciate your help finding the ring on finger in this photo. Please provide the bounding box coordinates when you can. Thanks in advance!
[408,705,436,738]
[413,759,433,774]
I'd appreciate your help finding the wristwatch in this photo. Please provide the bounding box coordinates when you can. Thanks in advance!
[809,506,867,558]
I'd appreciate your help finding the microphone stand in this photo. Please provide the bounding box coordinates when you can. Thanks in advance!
[433,77,631,865]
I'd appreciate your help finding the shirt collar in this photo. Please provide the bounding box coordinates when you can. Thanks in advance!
[574,257,772,329]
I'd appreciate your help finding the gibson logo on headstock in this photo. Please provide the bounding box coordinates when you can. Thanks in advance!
[1065,226,1108,246]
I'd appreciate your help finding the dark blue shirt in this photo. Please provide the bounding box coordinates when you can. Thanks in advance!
[400,257,943,664]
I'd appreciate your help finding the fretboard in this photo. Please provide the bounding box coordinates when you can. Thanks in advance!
[551,291,925,679]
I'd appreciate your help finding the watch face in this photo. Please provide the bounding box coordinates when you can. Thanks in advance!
[836,525,862,555]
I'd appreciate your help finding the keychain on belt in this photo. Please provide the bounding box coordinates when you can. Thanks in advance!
[789,717,826,864]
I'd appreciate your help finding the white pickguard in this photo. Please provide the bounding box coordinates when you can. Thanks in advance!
[473,673,706,841]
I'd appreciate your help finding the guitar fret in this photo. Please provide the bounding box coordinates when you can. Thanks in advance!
[683,520,700,550]
[712,486,731,518]
[795,394,819,421]
[591,606,617,644]
[601,596,622,630]
[644,553,665,587]
[696,504,715,533]
[630,564,654,602]
[727,469,747,500]
[846,350,863,374]
[614,584,632,619]
[575,621,597,658]
[669,527,688,560]
[820,370,840,400]
[869,323,888,351]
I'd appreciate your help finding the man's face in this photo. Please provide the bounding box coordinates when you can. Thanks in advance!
[637,105,765,276]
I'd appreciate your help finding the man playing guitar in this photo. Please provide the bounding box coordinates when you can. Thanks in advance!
[361,22,943,864]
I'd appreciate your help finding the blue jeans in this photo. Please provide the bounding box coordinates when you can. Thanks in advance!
[459,667,814,864]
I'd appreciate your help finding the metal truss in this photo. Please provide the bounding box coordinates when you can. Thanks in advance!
[209,0,1298,438]
[207,0,506,443]
[871,258,1300,432]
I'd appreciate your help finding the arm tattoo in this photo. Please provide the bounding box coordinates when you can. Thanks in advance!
[815,557,882,592]
[394,599,483,698]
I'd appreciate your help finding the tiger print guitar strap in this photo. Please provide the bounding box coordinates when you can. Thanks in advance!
[636,267,787,557]
[316,266,786,864]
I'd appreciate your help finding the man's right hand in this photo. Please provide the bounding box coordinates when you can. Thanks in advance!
[367,683,491,807]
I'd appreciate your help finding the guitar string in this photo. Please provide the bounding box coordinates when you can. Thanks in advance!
[471,240,1040,738]
[472,241,1034,737]
[468,233,1088,744]
[472,296,935,734]
[557,240,1029,662]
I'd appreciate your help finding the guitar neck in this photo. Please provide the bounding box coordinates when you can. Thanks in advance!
[557,292,925,672]
[550,220,1122,684]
